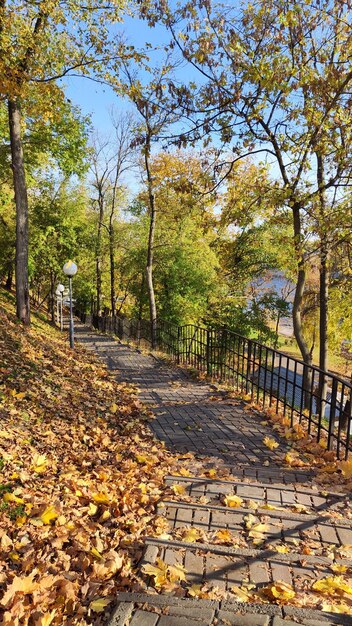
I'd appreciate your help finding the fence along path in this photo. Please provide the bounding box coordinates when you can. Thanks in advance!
[76,322,352,626]
[78,312,352,460]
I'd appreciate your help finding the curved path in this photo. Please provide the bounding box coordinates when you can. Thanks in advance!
[76,324,352,626]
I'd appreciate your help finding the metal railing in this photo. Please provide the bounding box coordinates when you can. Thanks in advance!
[77,311,352,460]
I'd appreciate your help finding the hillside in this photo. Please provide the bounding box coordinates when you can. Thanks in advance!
[0,290,182,624]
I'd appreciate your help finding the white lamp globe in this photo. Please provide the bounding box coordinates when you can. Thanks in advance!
[57,283,65,293]
[63,261,78,277]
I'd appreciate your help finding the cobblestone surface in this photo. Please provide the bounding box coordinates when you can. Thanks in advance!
[76,327,311,478]
[76,325,352,626]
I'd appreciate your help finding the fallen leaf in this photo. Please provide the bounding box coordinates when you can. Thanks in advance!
[263,436,279,450]
[89,596,113,612]
[224,494,243,508]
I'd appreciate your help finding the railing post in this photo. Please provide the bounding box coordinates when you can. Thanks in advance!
[206,329,211,376]
[246,339,252,393]
[177,326,181,364]
[327,377,338,451]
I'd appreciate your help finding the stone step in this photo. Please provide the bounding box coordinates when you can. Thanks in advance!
[158,498,352,555]
[107,593,352,626]
[165,475,348,512]
[139,537,352,609]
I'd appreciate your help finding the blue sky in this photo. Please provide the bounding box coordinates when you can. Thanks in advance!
[61,15,172,137]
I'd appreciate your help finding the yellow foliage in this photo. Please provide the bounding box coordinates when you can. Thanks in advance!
[263,436,279,450]
[339,459,352,479]
[312,575,352,596]
[182,527,203,543]
[263,581,295,601]
[224,494,243,508]
[171,483,186,496]
[89,597,113,612]
[40,505,59,525]
[3,492,24,505]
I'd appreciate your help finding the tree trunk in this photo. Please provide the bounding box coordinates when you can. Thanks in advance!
[8,99,30,325]
[49,271,55,323]
[109,212,116,316]
[5,262,13,291]
[96,191,104,315]
[316,153,329,419]
[291,203,312,408]
[144,135,157,348]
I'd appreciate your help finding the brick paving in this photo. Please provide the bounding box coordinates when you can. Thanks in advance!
[76,325,352,626]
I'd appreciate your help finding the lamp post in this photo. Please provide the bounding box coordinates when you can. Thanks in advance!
[55,283,65,331]
[63,261,78,348]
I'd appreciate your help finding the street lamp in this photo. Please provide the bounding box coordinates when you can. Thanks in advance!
[55,284,65,331]
[63,261,78,348]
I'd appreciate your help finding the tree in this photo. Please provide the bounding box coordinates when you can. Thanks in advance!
[0,0,127,324]
[90,113,135,315]
[146,0,352,374]
[116,57,180,346]
[126,150,221,325]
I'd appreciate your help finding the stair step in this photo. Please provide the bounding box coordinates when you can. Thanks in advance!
[139,537,352,609]
[165,475,347,512]
[158,499,352,555]
[107,594,352,625]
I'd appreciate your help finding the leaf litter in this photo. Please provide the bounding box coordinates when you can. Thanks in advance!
[0,303,196,624]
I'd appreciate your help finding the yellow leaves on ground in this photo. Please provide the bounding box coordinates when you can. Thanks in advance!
[262,581,295,602]
[263,436,279,450]
[284,451,305,467]
[231,584,253,602]
[0,301,188,624]
[1,571,39,607]
[312,575,352,597]
[224,494,243,508]
[142,558,187,590]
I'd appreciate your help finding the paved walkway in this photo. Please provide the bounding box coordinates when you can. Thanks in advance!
[76,325,352,626]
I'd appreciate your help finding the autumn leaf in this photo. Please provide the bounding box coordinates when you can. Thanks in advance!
[215,529,233,543]
[39,505,59,525]
[3,492,24,505]
[275,544,290,554]
[32,453,48,473]
[142,559,169,588]
[231,585,252,602]
[168,562,187,583]
[339,459,352,479]
[92,492,111,504]
[36,610,56,626]
[263,436,279,450]
[262,581,295,601]
[181,527,203,542]
[1,571,39,607]
[89,596,113,612]
[188,584,203,597]
[171,483,186,496]
[224,494,243,508]
[312,576,352,596]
